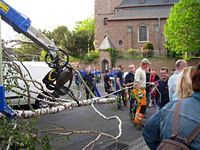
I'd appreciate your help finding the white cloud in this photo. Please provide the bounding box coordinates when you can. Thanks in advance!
[1,0,94,40]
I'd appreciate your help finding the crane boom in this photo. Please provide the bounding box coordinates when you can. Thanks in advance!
[0,0,57,52]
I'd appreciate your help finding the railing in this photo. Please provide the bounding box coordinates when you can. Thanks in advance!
[153,50,168,56]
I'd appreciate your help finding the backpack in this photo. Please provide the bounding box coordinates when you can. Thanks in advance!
[157,101,200,150]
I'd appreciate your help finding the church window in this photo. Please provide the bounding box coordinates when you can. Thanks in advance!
[119,40,123,45]
[104,18,108,25]
[138,25,148,42]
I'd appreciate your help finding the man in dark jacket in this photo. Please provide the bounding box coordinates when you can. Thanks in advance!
[83,66,95,99]
[124,64,135,119]
[154,67,169,110]
[104,70,112,96]
[116,64,126,110]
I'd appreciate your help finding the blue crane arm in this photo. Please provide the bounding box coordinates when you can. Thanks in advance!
[0,0,57,52]
[0,0,76,113]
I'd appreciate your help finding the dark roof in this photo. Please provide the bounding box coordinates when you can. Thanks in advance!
[118,0,179,7]
[98,36,115,50]
[109,5,172,20]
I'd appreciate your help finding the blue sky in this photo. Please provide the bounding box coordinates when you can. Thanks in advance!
[1,0,94,40]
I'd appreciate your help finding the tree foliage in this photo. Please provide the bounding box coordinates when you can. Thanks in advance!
[14,29,53,61]
[15,18,95,60]
[14,35,41,61]
[51,26,71,50]
[164,0,200,58]
[71,18,95,57]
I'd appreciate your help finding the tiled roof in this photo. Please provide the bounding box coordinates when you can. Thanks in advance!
[98,36,115,50]
[109,6,171,20]
[119,0,179,7]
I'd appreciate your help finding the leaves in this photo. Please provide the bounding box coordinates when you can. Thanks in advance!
[51,26,71,50]
[164,0,200,58]
[71,18,95,57]
[0,117,39,149]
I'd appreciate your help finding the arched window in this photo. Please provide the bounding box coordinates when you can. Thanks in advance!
[119,40,123,45]
[104,18,108,25]
[138,25,148,42]
[102,59,109,72]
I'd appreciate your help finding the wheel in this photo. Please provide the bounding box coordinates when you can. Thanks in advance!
[35,92,50,109]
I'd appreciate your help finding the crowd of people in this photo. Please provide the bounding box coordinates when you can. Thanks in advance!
[74,66,101,99]
[73,59,199,149]
[74,59,170,124]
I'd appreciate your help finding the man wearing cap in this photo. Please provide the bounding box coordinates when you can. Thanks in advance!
[133,58,151,127]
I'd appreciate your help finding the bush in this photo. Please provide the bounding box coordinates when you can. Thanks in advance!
[69,56,80,62]
[143,43,154,50]
[82,50,99,63]
[141,43,154,57]
[89,50,99,59]
[127,48,139,56]
[0,117,39,149]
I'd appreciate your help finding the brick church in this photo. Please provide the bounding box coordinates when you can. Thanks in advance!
[95,0,179,71]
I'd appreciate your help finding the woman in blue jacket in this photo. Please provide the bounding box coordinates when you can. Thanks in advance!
[143,63,200,150]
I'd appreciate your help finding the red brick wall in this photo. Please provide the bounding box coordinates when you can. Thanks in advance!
[79,58,200,72]
[99,50,111,68]
[107,19,166,51]
[115,58,200,73]
[95,0,122,47]
[94,1,169,52]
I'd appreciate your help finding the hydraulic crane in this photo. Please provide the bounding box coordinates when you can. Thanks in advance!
[0,0,80,110]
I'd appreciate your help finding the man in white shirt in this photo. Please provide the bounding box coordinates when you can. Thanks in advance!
[133,58,151,127]
[168,59,187,101]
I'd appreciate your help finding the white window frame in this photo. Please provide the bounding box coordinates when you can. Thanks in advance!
[138,24,149,42]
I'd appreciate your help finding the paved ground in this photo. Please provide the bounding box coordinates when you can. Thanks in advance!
[15,79,154,149]
[35,80,156,150]
[36,103,155,150]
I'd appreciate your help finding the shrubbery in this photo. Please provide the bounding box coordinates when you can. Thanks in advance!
[82,50,99,63]
[127,48,139,56]
[0,117,52,149]
[69,56,80,62]
[141,43,154,57]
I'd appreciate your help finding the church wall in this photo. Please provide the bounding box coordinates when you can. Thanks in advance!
[107,19,167,51]
[95,0,122,47]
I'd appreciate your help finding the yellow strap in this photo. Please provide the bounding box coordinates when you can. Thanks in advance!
[48,69,56,81]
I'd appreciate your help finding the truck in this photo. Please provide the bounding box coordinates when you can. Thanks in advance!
[4,61,51,107]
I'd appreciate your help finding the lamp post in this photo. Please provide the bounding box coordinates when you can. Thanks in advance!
[87,19,91,55]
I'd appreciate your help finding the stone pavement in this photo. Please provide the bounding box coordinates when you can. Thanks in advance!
[128,136,150,150]
[36,81,156,149]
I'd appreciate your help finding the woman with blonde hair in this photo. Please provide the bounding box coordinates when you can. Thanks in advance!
[176,66,195,99]
[143,63,200,150]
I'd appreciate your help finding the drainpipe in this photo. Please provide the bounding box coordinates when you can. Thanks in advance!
[158,17,161,55]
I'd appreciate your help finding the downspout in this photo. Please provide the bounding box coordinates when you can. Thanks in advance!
[158,17,161,55]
